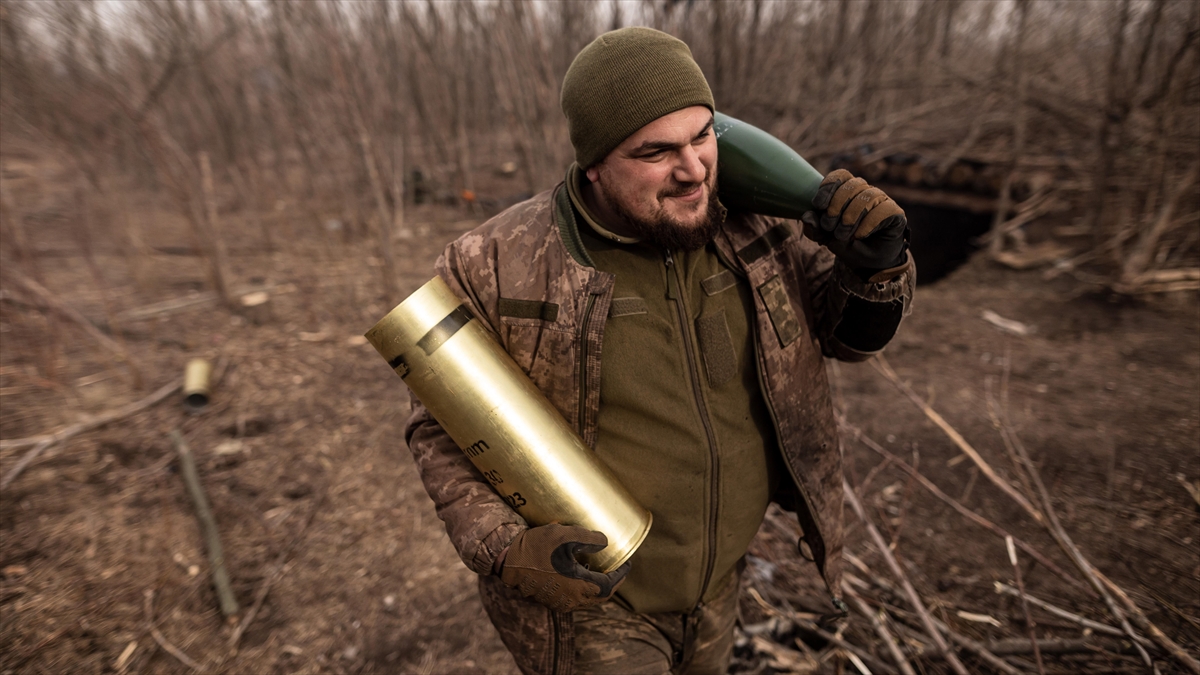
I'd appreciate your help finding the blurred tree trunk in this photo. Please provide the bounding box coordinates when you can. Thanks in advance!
[1090,0,1132,250]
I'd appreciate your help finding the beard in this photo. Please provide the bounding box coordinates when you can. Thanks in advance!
[606,175,724,252]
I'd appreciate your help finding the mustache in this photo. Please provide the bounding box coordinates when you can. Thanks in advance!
[659,182,701,198]
[658,168,712,199]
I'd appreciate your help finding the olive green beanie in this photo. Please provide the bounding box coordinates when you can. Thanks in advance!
[561,27,714,168]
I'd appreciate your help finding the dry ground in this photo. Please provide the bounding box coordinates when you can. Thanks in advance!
[1,159,1197,673]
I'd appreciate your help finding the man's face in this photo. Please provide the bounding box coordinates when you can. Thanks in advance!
[587,105,720,251]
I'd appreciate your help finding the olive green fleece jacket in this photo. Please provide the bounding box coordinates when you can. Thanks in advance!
[568,167,783,613]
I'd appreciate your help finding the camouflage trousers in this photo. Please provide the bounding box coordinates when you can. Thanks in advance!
[479,569,740,675]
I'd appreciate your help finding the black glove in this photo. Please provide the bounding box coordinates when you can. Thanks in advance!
[498,524,630,612]
[801,169,909,281]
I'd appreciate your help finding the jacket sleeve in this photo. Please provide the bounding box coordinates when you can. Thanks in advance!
[799,234,916,362]
[401,240,527,576]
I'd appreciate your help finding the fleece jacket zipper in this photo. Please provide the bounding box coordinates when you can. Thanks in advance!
[664,250,722,610]
[577,291,598,433]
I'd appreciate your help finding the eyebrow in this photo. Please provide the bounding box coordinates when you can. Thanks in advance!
[630,117,714,155]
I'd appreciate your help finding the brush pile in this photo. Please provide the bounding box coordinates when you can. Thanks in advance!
[722,356,1199,675]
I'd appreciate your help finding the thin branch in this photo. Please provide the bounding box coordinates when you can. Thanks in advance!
[1,267,143,387]
[840,419,1086,590]
[228,487,323,651]
[746,586,896,675]
[843,584,918,675]
[1006,535,1046,674]
[992,582,1153,649]
[843,478,970,675]
[989,375,1176,672]
[0,379,181,490]
[845,567,1024,675]
[143,589,203,672]
[171,430,239,619]
[871,355,1043,523]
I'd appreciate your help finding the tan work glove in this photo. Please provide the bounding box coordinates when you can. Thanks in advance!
[498,523,630,612]
[801,169,910,282]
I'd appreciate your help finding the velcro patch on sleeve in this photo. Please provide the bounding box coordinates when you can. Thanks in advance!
[608,297,648,317]
[696,310,738,387]
[701,270,738,296]
[737,223,794,265]
[498,298,559,322]
[757,275,803,347]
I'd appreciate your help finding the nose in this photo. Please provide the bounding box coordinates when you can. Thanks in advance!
[674,144,707,185]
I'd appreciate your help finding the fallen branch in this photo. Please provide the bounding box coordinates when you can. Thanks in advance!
[986,637,1110,656]
[884,348,1175,671]
[745,586,896,675]
[115,283,292,323]
[840,420,1085,590]
[844,568,1023,675]
[144,589,203,671]
[843,478,970,675]
[171,430,239,619]
[1095,570,1200,674]
[1,266,143,387]
[992,582,1153,649]
[228,487,323,651]
[0,378,181,490]
[843,584,917,675]
[888,613,1025,675]
[989,381,1176,672]
[1006,535,1046,674]
[871,355,1044,523]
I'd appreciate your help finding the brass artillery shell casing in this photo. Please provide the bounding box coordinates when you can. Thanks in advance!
[365,277,651,573]
[182,358,212,414]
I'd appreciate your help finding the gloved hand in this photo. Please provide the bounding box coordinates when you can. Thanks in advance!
[801,169,910,281]
[497,523,630,612]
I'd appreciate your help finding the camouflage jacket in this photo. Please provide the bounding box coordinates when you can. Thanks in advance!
[403,184,914,604]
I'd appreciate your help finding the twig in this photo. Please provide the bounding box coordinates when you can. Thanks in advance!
[889,612,1026,675]
[0,266,143,387]
[845,570,1025,675]
[171,430,239,618]
[115,283,292,323]
[871,355,1044,523]
[228,487,323,651]
[1140,584,1200,635]
[1120,160,1200,286]
[877,350,1185,671]
[843,584,918,675]
[1095,570,1200,674]
[144,589,203,671]
[746,586,896,675]
[843,478,970,675]
[0,379,181,489]
[1007,536,1046,674]
[992,380,1175,672]
[992,582,1153,649]
[986,637,1114,656]
[840,420,1085,590]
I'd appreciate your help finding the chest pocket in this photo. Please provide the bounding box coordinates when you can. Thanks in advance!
[496,297,574,407]
[757,275,803,348]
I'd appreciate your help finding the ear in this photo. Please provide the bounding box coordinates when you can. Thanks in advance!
[585,165,601,184]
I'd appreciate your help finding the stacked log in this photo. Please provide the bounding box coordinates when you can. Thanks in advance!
[827,149,1055,209]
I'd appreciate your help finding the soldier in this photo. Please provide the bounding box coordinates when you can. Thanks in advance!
[404,27,914,674]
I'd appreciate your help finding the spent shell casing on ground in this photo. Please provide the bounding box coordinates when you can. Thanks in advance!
[365,277,651,573]
[182,358,212,414]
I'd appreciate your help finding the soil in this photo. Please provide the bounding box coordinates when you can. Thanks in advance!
[1,159,1197,674]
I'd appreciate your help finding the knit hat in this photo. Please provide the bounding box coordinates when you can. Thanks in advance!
[561,27,714,168]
